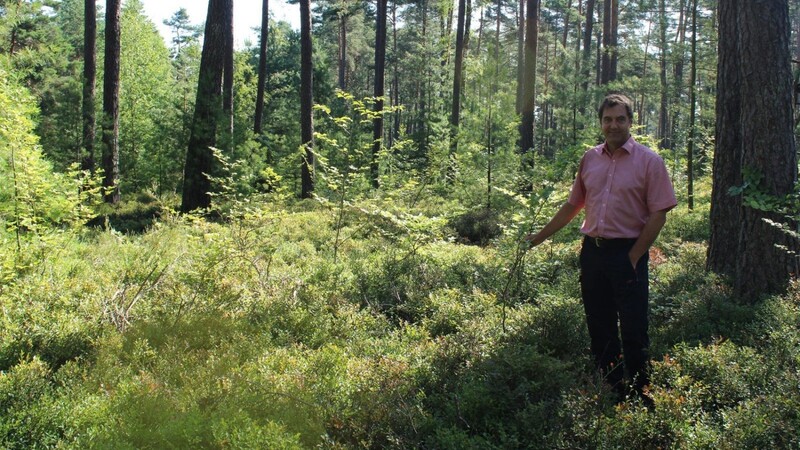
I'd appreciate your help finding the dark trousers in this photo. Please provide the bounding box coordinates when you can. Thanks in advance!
[579,236,650,394]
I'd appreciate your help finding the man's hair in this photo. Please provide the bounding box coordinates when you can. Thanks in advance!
[597,93,634,121]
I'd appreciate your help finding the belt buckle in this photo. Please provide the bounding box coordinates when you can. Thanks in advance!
[593,237,605,248]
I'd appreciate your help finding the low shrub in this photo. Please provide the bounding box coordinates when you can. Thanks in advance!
[86,200,164,234]
[449,207,503,245]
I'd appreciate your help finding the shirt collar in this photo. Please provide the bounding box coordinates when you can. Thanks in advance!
[600,135,636,156]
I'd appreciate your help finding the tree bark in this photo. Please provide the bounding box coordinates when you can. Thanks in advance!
[734,0,798,298]
[709,0,799,299]
[181,0,231,212]
[601,0,617,84]
[708,0,743,277]
[338,11,347,90]
[82,0,97,173]
[448,0,467,178]
[102,0,121,204]
[372,0,388,188]
[562,0,571,49]
[611,0,618,80]
[391,0,400,147]
[658,0,670,148]
[638,19,652,127]
[222,0,234,140]
[686,0,697,210]
[579,0,595,116]
[516,0,525,113]
[254,0,269,135]
[300,0,315,198]
[519,0,539,155]
[670,0,687,154]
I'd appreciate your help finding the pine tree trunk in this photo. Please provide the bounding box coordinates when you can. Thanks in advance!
[300,0,315,198]
[372,0,388,188]
[610,0,618,80]
[601,0,618,84]
[519,0,539,155]
[391,0,400,147]
[686,0,697,210]
[708,0,743,277]
[102,0,121,204]
[734,0,798,299]
[670,0,687,153]
[709,0,799,298]
[658,0,670,147]
[516,0,525,114]
[638,19,652,127]
[579,0,595,116]
[254,0,269,135]
[562,0,571,49]
[222,1,234,141]
[338,12,347,91]
[181,0,230,212]
[448,0,467,177]
[82,0,97,173]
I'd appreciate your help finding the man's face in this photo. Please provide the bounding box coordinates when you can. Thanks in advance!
[600,104,632,150]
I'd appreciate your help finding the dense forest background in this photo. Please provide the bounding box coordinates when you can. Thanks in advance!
[1,0,799,448]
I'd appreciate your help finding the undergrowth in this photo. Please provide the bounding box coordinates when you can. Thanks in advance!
[1,192,799,449]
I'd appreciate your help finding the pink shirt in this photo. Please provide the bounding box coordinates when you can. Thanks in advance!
[567,136,677,239]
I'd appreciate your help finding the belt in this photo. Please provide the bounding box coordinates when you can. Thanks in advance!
[584,236,638,249]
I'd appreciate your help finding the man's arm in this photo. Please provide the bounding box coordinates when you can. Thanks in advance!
[525,201,583,247]
[628,209,669,268]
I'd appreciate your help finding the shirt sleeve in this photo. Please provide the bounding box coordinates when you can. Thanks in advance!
[646,155,678,213]
[567,154,587,208]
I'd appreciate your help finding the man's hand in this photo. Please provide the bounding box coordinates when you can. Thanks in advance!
[524,232,542,247]
[628,252,639,271]
[523,202,583,249]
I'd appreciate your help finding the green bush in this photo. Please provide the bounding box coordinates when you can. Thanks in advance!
[0,358,68,449]
[449,207,503,245]
[86,200,164,234]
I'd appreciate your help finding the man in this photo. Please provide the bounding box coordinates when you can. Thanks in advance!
[526,93,677,401]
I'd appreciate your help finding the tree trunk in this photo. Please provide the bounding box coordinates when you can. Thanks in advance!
[181,0,230,212]
[338,11,347,90]
[300,0,315,198]
[464,0,472,53]
[708,0,799,299]
[448,0,467,177]
[611,0,618,80]
[254,0,269,135]
[601,0,617,84]
[516,0,525,113]
[734,0,798,299]
[708,0,742,277]
[658,0,670,148]
[519,0,539,155]
[82,0,97,173]
[579,0,595,116]
[222,0,234,141]
[391,0,400,147]
[572,0,583,138]
[102,0,121,204]
[686,0,697,210]
[638,19,652,127]
[595,29,601,85]
[372,0,388,188]
[562,0,571,49]
[670,0,687,153]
